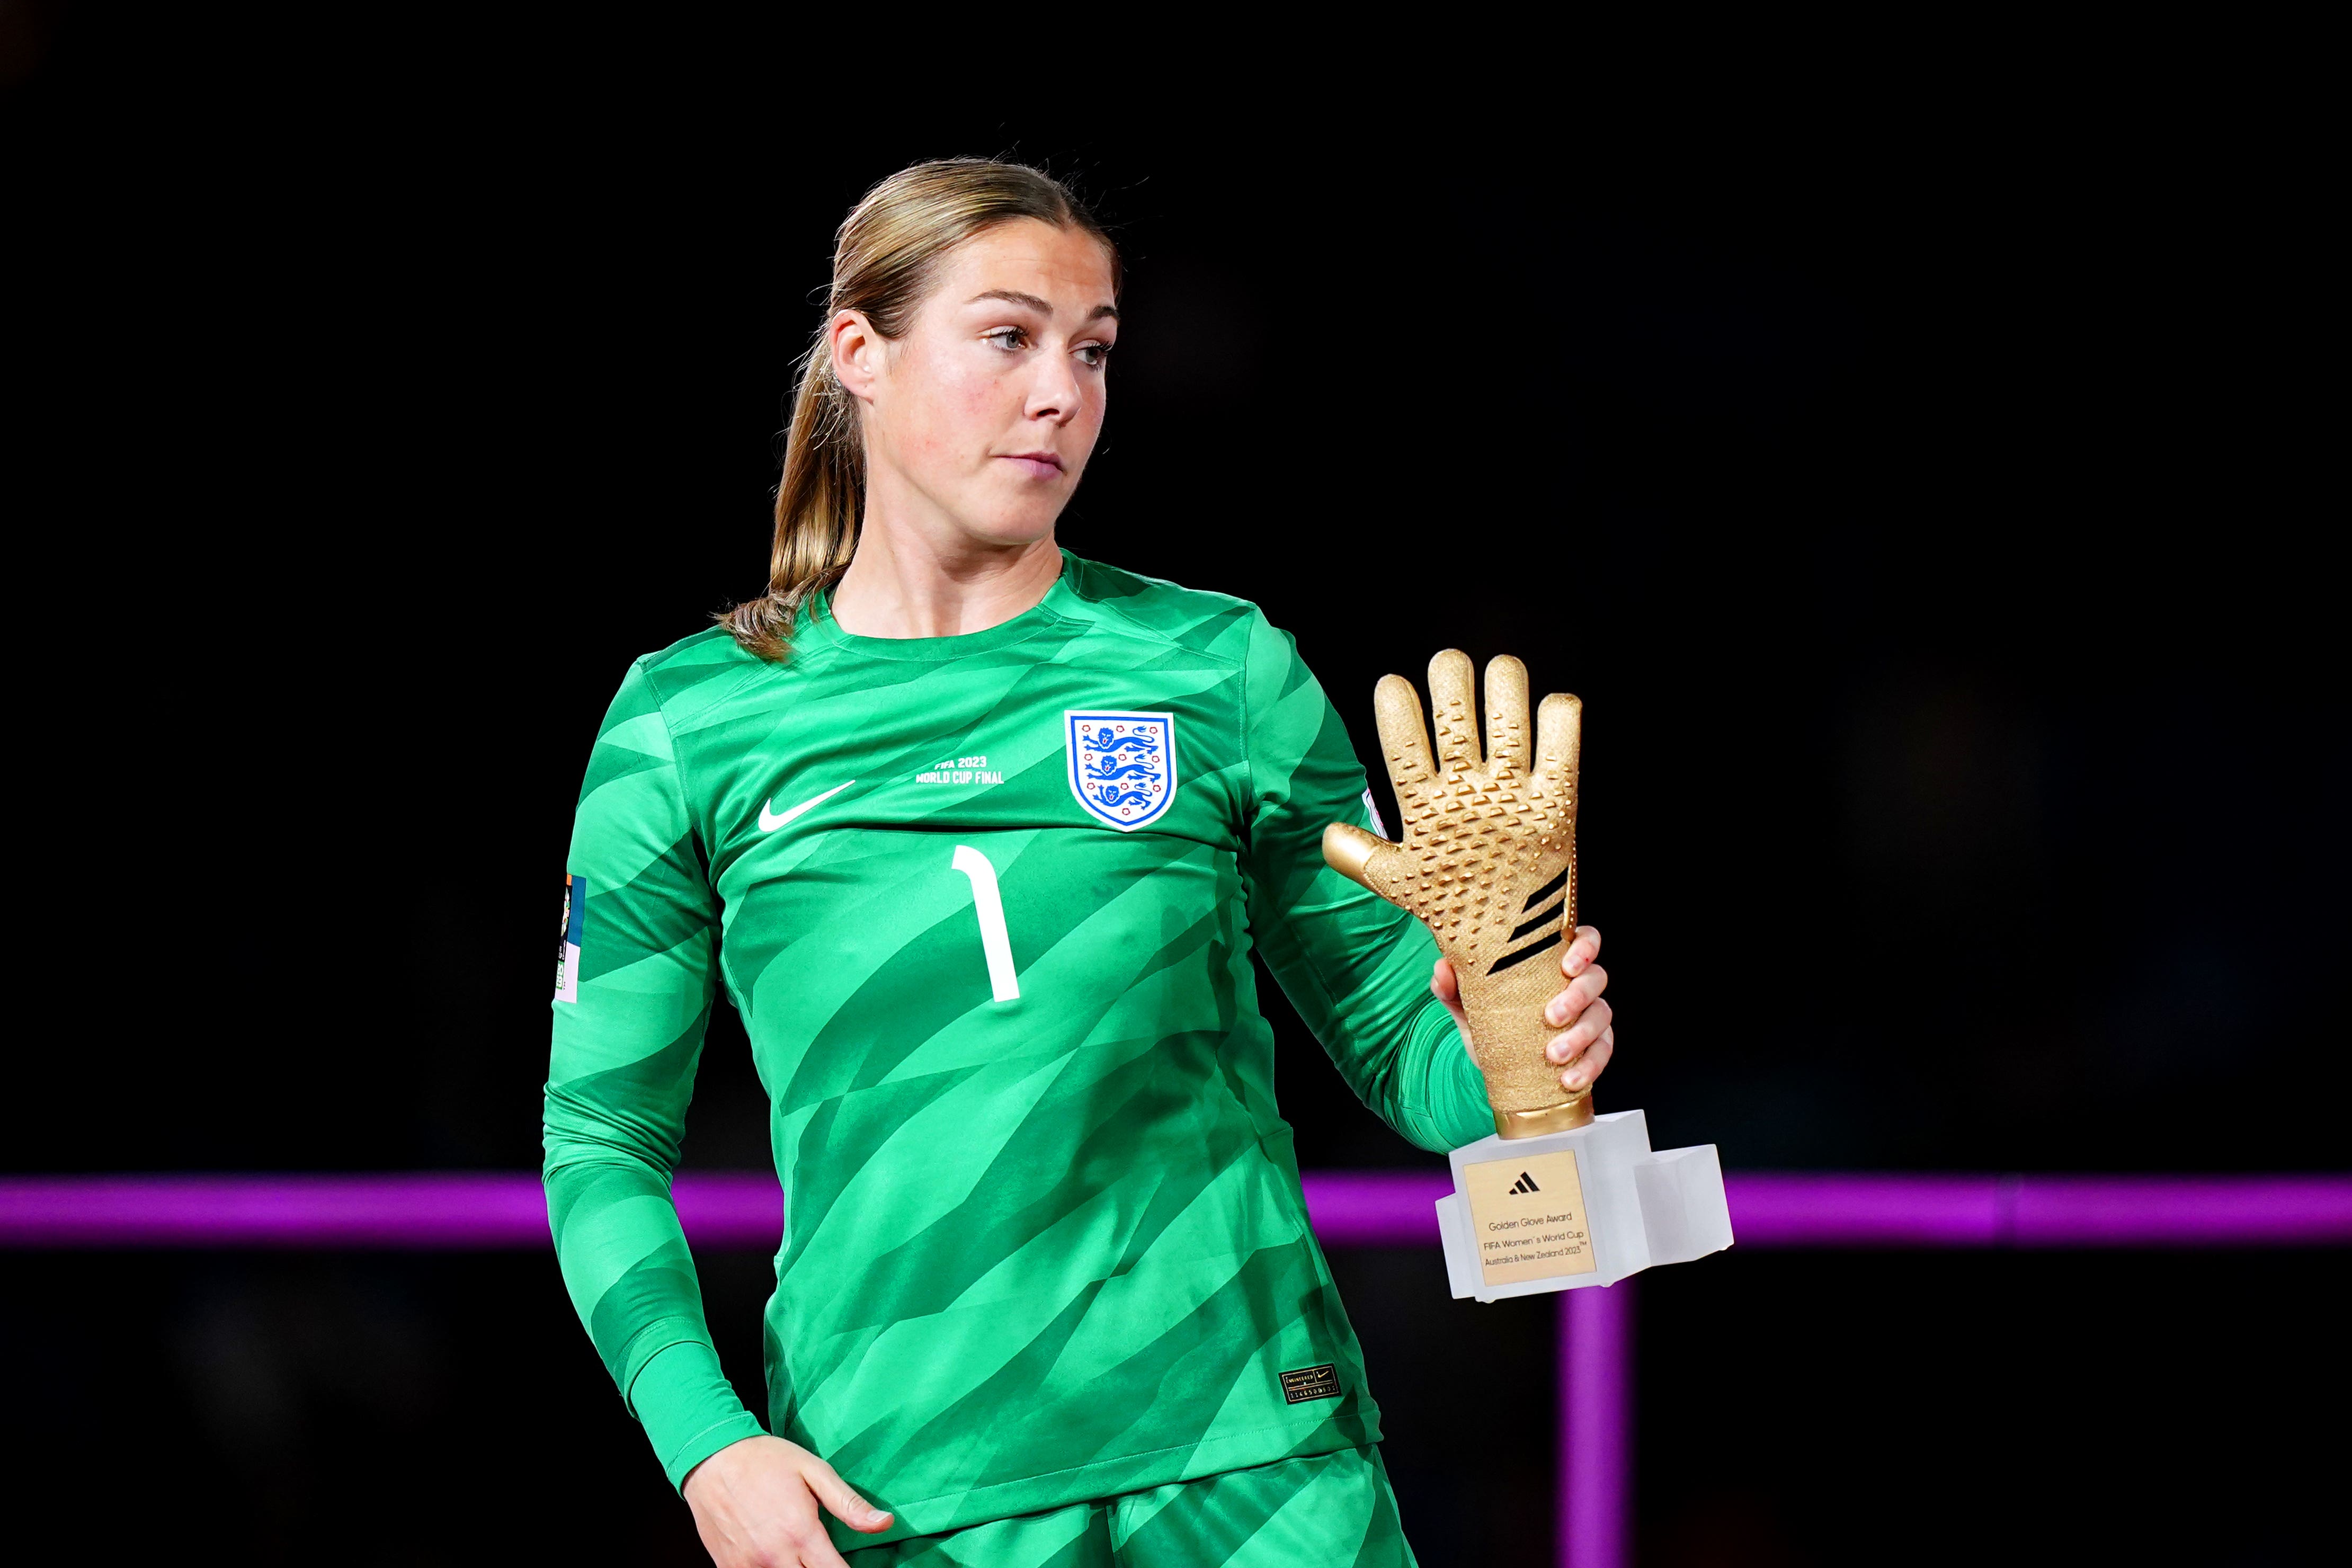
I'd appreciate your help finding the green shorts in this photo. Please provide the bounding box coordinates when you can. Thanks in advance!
[846,1446,1417,1568]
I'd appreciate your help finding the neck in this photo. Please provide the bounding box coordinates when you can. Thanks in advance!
[830,518,1061,641]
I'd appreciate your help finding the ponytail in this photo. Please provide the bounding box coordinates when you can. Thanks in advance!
[719,344,862,660]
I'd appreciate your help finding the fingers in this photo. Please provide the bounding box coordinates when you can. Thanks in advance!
[1558,1026,1614,1092]
[1561,925,1602,978]
[1373,673,1436,792]
[1483,655,1530,777]
[1545,995,1611,1061]
[1427,649,1480,773]
[1322,823,1388,888]
[1535,692,1582,788]
[1544,962,1608,1030]
[801,1457,892,1536]
[799,1534,854,1568]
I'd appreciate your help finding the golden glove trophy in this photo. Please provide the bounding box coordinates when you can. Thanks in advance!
[1324,652,1733,1302]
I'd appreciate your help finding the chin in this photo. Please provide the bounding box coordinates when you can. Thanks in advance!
[961,494,1070,548]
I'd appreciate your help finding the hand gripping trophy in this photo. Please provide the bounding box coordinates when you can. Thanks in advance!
[1323,652,1733,1301]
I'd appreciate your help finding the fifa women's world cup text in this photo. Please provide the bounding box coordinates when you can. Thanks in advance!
[544,161,1615,1568]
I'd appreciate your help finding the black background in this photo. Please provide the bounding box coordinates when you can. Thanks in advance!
[7,11,2344,1565]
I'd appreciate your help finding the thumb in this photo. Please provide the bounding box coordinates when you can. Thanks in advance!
[1321,822,1392,888]
[1431,959,1471,1039]
[799,1456,892,1534]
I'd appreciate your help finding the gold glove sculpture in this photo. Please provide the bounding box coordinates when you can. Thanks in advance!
[1322,651,1591,1140]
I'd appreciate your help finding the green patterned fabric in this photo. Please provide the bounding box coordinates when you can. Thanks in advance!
[545,552,1489,1549]
[844,1446,1417,1567]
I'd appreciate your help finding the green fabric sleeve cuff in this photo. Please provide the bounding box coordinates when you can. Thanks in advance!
[628,1338,768,1492]
[1406,997,1498,1152]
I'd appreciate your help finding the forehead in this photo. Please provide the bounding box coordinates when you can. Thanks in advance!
[931,219,1117,311]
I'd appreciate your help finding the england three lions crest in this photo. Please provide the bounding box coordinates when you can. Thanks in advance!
[1065,710,1178,831]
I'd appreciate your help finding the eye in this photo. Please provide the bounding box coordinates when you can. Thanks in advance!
[1076,342,1113,370]
[982,327,1029,352]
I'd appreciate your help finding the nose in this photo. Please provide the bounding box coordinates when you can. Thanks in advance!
[1023,351,1084,426]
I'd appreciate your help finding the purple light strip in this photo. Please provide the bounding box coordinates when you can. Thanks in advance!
[1301,1171,2352,1249]
[1563,1282,1633,1568]
[6,1171,2344,1249]
[2004,1175,2352,1245]
[4,1169,2345,1568]
[0,1172,785,1250]
[1721,1173,2352,1248]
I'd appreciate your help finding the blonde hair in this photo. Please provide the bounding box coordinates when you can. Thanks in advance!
[718,158,1119,661]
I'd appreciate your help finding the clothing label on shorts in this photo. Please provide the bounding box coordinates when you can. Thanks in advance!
[1280,1364,1341,1404]
[554,874,584,1003]
[1463,1147,1598,1285]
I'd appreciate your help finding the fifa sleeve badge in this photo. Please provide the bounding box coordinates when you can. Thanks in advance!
[554,874,585,1003]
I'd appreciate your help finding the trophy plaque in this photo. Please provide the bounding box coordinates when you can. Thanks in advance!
[1324,652,1733,1301]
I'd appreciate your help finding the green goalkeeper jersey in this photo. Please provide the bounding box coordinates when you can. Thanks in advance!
[545,551,1491,1548]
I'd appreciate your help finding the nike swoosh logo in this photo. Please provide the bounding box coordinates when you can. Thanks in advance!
[759,779,856,832]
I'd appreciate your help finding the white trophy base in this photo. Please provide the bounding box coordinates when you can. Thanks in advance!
[1436,1109,1733,1302]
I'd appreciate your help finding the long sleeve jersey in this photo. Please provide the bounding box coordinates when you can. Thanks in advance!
[544,551,1492,1549]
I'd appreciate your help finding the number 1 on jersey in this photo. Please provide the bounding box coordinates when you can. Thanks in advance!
[950,845,1021,1003]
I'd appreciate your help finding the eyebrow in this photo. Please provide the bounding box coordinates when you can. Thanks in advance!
[968,289,1120,323]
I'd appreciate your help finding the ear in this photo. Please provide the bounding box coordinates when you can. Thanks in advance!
[829,309,884,402]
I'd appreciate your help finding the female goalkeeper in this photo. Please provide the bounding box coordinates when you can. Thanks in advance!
[545,158,1616,1568]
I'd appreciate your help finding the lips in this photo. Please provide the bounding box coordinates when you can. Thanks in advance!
[1001,452,1064,480]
